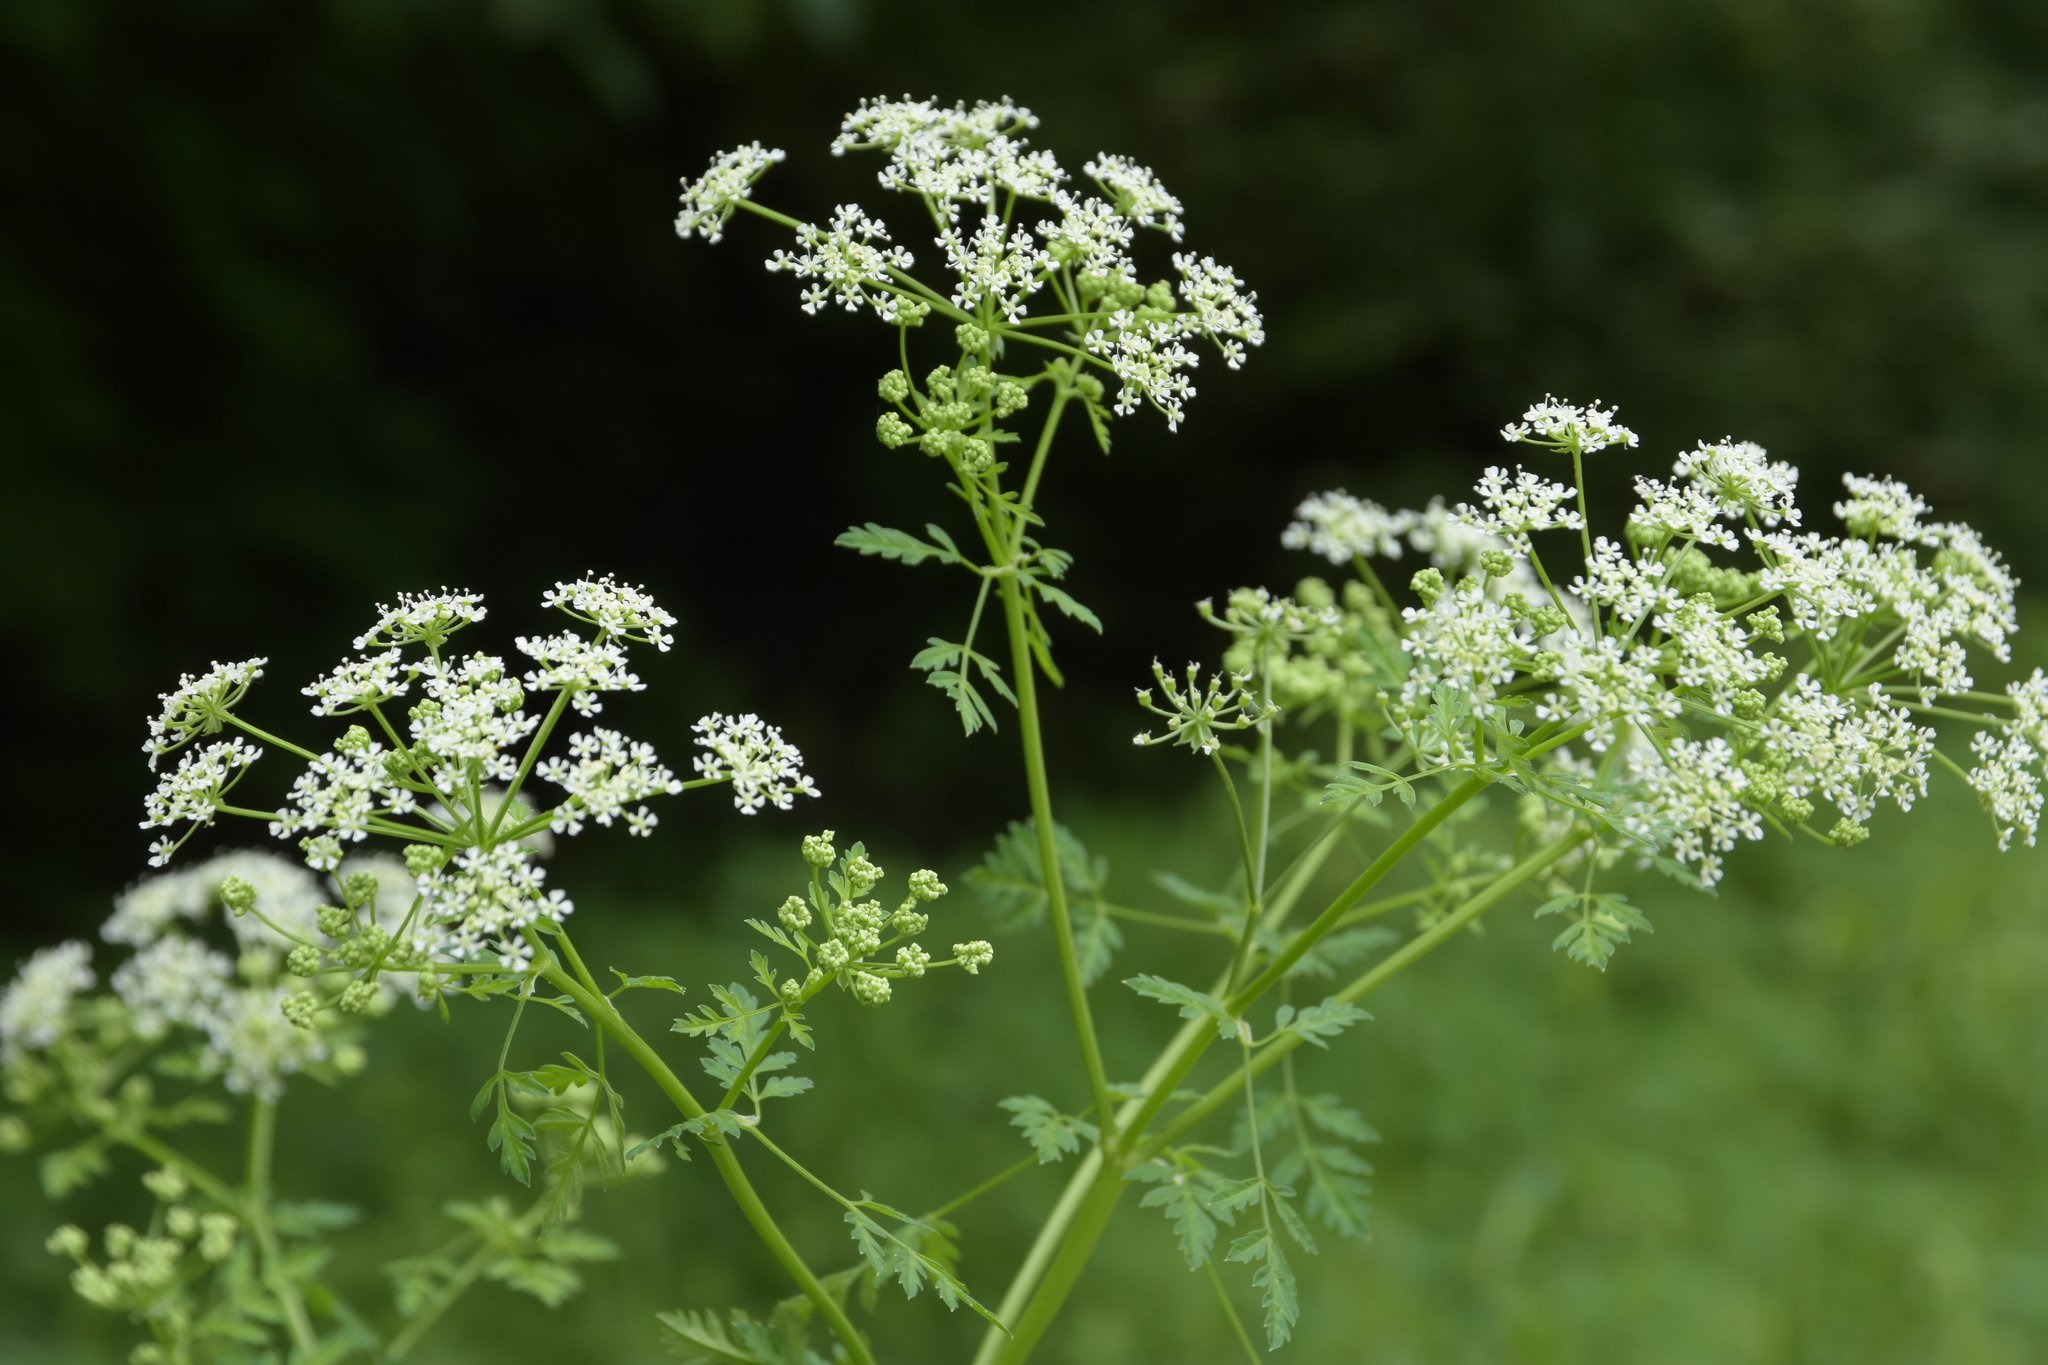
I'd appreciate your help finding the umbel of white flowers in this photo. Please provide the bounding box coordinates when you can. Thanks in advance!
[673,95,1264,434]
[1217,396,2043,885]
[138,576,820,970]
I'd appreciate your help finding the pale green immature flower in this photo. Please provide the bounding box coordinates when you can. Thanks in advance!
[46,1225,89,1259]
[338,980,377,1014]
[848,971,892,1006]
[878,369,911,403]
[675,142,786,243]
[140,1167,187,1204]
[692,712,821,814]
[877,412,917,448]
[0,942,93,1062]
[143,657,266,771]
[844,854,883,897]
[1134,661,1278,757]
[197,1212,237,1262]
[802,831,837,868]
[896,944,931,978]
[778,895,812,931]
[953,940,995,974]
[280,991,319,1030]
[217,875,256,917]
[818,940,850,972]
[906,868,947,901]
[286,945,321,978]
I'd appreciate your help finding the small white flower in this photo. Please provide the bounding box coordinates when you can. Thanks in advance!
[1835,472,1935,544]
[938,218,1048,323]
[415,842,571,967]
[1629,476,1740,551]
[1673,439,1800,527]
[537,727,682,835]
[1037,192,1136,276]
[1172,253,1264,370]
[303,653,416,716]
[140,740,263,865]
[516,631,643,716]
[675,142,786,244]
[113,937,233,1041]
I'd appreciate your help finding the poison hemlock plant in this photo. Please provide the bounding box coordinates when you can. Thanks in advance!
[4,94,2044,1364]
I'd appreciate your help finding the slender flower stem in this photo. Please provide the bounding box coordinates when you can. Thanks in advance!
[999,571,1118,1142]
[226,716,321,763]
[531,940,876,1365]
[385,1200,550,1360]
[244,1098,320,1355]
[1139,827,1592,1158]
[924,1154,1042,1224]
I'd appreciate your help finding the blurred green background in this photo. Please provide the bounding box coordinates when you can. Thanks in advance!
[4,0,2047,1360]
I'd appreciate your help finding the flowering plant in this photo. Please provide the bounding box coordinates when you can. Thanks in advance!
[5,95,2042,1365]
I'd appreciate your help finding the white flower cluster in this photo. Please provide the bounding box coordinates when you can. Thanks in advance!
[4,850,417,1098]
[1452,466,1584,554]
[692,712,821,814]
[538,727,682,837]
[674,142,786,243]
[1500,395,1639,454]
[140,739,262,867]
[0,943,94,1062]
[143,658,266,770]
[1282,490,1413,564]
[540,573,678,652]
[1274,396,2029,888]
[352,589,487,653]
[765,204,917,320]
[137,579,810,967]
[1133,660,1278,756]
[678,96,1261,433]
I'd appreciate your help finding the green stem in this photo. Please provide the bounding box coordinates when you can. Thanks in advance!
[1209,751,1262,993]
[384,1201,549,1361]
[997,571,1118,1141]
[532,942,876,1365]
[1010,380,1073,556]
[924,1154,1042,1224]
[245,1098,320,1355]
[226,716,321,763]
[1140,827,1591,1158]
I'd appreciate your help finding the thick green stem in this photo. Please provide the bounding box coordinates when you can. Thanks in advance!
[533,949,876,1365]
[998,572,1118,1140]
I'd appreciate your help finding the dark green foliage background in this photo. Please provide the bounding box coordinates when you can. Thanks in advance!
[3,1,2046,1360]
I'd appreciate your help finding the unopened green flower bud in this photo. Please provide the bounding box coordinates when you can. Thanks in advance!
[817,940,850,972]
[1145,279,1176,311]
[845,854,883,898]
[1410,568,1445,606]
[1480,549,1514,579]
[1073,373,1105,403]
[338,980,377,1015]
[141,1167,187,1204]
[906,868,947,902]
[197,1212,237,1262]
[848,971,892,1006]
[876,412,917,448]
[1527,649,1564,682]
[286,946,322,978]
[891,905,928,935]
[165,1207,197,1240]
[1745,606,1785,644]
[896,944,931,978]
[1781,796,1815,823]
[896,298,931,327]
[780,979,804,1004]
[955,322,990,354]
[1529,605,1569,637]
[341,871,378,909]
[404,843,445,876]
[335,724,374,755]
[317,905,355,938]
[217,876,257,918]
[280,992,319,1030]
[993,380,1028,418]
[333,1043,368,1076]
[1732,689,1767,719]
[45,1225,88,1259]
[778,895,812,931]
[953,940,995,975]
[801,831,836,868]
[877,369,911,404]
[1829,818,1869,847]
